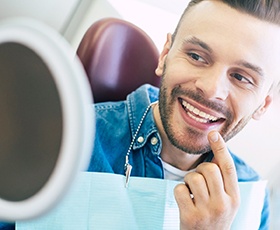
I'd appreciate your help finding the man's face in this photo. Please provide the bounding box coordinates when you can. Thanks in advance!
[156,0,280,154]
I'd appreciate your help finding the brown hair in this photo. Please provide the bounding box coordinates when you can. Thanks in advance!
[172,0,280,41]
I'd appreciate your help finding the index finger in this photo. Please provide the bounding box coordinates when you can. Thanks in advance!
[208,130,239,196]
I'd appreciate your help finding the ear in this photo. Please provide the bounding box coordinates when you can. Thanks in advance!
[252,95,273,120]
[155,33,173,77]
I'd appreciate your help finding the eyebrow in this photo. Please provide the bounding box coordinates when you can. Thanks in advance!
[183,36,213,53]
[235,60,264,77]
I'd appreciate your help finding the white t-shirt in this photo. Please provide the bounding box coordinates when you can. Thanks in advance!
[161,160,195,181]
[161,160,195,229]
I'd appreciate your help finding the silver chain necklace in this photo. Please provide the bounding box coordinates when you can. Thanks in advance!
[124,101,158,187]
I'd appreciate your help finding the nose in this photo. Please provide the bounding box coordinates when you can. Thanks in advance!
[194,65,229,101]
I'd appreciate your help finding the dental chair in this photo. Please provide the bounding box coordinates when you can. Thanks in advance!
[76,17,161,103]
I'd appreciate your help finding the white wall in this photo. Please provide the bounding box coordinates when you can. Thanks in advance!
[69,0,188,51]
[0,0,78,32]
[227,96,280,180]
[0,0,92,42]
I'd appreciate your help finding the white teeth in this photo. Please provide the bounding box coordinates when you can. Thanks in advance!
[187,112,208,123]
[181,100,219,122]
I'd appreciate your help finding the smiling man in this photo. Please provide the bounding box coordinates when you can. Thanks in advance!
[87,0,280,229]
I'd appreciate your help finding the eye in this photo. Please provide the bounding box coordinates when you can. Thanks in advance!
[187,52,207,64]
[231,73,253,84]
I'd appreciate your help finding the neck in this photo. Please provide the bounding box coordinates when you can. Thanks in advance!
[152,102,204,171]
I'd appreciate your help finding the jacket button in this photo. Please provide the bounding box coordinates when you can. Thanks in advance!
[150,137,158,145]
[137,136,144,143]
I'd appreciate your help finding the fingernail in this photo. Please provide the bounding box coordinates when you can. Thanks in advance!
[209,131,219,142]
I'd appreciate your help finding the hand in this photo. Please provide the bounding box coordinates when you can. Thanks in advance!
[174,131,240,230]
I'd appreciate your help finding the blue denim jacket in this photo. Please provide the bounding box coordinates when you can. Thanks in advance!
[88,84,269,229]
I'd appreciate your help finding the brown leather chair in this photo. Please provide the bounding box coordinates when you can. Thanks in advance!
[76,17,161,103]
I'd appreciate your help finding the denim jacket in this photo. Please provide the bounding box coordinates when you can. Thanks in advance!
[89,84,269,229]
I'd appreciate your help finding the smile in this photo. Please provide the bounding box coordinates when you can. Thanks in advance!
[180,99,221,124]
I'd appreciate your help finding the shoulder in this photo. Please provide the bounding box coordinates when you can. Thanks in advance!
[94,84,159,132]
[94,84,159,114]
[94,101,129,137]
[128,84,159,105]
[230,151,260,182]
[95,101,127,119]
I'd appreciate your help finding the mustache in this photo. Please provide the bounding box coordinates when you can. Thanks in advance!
[171,85,232,119]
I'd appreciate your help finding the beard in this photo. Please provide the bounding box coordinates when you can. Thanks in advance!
[158,67,253,155]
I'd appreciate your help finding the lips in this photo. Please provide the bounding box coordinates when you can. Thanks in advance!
[179,98,224,125]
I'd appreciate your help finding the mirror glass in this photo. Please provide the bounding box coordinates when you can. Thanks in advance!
[0,42,63,201]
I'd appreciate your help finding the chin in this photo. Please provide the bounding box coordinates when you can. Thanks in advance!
[169,132,212,155]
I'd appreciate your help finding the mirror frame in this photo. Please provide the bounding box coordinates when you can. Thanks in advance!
[0,18,94,221]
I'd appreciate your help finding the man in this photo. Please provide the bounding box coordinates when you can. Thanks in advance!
[89,0,280,229]
[0,0,278,229]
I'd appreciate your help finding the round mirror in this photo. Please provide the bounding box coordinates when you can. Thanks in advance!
[0,18,94,221]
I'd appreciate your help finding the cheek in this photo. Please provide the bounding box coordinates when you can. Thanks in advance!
[229,95,259,122]
[163,61,196,87]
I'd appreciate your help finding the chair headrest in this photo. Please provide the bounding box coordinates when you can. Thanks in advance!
[77,18,161,102]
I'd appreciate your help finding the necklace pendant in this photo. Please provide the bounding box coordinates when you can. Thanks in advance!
[125,163,132,188]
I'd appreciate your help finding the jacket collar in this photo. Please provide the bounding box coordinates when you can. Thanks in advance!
[127,84,160,150]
